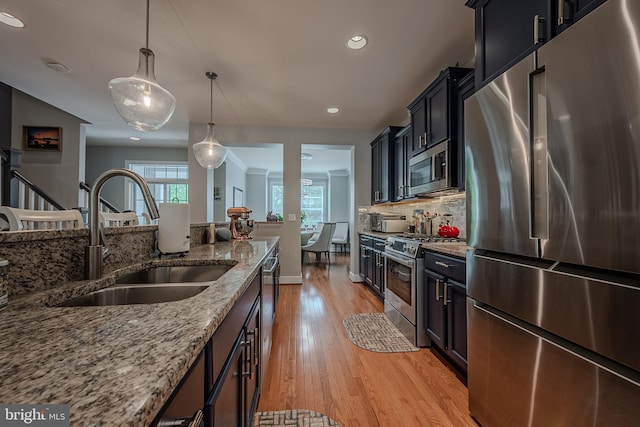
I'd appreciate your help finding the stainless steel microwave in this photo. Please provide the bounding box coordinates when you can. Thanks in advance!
[408,140,452,196]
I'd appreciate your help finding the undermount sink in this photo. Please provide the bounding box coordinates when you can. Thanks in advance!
[114,264,233,285]
[56,283,209,307]
[56,264,234,307]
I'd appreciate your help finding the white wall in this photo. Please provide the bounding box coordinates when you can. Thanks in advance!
[213,164,226,222]
[85,145,187,210]
[11,89,86,209]
[187,124,378,283]
[328,170,350,222]
[224,155,247,211]
[246,169,268,221]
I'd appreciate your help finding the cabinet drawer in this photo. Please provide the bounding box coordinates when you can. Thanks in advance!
[424,251,466,283]
[207,271,260,393]
[359,234,373,247]
[373,238,386,251]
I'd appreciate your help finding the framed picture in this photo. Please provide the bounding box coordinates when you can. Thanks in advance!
[233,187,243,207]
[23,126,62,152]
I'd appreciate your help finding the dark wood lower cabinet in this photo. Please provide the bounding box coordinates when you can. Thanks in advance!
[423,251,467,376]
[207,298,260,427]
[359,234,385,299]
[205,272,262,427]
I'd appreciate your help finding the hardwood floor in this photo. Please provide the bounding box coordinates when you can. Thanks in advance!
[258,253,478,427]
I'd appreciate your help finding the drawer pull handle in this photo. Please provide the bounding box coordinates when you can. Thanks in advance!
[435,261,450,268]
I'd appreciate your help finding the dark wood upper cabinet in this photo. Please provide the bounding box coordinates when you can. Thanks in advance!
[371,126,402,204]
[454,72,475,192]
[408,67,473,158]
[466,0,607,88]
[393,125,412,202]
[557,0,608,32]
[468,0,550,88]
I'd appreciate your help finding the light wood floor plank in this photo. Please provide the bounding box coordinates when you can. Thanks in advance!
[258,254,477,427]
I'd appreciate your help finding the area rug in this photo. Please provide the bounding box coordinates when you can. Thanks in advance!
[253,409,340,426]
[342,313,419,353]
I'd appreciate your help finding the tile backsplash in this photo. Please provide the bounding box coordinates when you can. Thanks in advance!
[360,193,466,239]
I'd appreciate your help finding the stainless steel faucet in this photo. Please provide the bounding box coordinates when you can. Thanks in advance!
[85,168,160,280]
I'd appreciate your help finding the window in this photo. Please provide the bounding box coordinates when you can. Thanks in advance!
[125,162,189,222]
[270,180,326,228]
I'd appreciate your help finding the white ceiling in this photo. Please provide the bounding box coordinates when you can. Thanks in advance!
[0,0,475,172]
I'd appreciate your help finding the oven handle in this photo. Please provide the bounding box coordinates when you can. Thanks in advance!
[384,251,415,268]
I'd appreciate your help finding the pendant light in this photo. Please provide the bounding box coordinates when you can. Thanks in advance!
[193,72,228,169]
[108,0,176,131]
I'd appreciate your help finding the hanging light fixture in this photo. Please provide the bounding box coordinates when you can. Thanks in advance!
[108,0,176,131]
[193,72,228,169]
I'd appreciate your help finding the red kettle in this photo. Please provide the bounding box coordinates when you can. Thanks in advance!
[437,215,459,238]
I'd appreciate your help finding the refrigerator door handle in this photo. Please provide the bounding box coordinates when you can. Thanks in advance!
[530,68,549,241]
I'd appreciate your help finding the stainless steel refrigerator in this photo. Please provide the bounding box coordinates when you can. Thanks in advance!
[465,0,640,425]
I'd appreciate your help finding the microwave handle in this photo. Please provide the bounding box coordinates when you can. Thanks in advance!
[433,152,446,180]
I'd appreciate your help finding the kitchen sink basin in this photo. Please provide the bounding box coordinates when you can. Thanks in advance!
[114,264,233,285]
[56,264,234,307]
[56,283,209,307]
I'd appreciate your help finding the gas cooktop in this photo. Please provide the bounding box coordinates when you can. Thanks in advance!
[394,233,466,243]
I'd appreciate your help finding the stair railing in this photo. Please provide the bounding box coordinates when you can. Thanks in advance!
[79,182,121,213]
[11,170,66,211]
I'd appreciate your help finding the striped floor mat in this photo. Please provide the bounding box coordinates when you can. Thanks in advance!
[343,313,419,353]
[253,409,340,426]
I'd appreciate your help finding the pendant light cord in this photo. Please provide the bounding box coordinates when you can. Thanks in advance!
[206,72,217,125]
[145,0,150,49]
[210,76,213,124]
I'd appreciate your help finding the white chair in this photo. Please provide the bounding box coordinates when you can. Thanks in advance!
[99,211,139,227]
[301,222,336,264]
[0,206,85,231]
[307,222,324,244]
[331,222,349,253]
[141,212,157,225]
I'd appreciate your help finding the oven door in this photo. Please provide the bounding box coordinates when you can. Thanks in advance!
[385,251,416,323]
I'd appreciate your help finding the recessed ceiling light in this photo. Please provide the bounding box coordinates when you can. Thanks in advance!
[0,12,24,28]
[129,136,141,141]
[347,35,367,50]
[327,107,340,114]
[45,62,71,74]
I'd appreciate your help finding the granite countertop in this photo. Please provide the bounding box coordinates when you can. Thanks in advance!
[420,242,470,259]
[0,237,278,426]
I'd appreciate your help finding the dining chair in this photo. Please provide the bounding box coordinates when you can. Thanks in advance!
[0,206,85,231]
[99,211,139,227]
[301,222,336,264]
[331,222,349,253]
[307,222,324,244]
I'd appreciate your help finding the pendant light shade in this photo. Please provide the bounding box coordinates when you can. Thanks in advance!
[108,0,176,131]
[193,72,228,169]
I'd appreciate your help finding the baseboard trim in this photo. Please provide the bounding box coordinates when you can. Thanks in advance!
[280,275,303,285]
[349,272,363,282]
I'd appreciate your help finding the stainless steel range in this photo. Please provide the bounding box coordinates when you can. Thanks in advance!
[383,235,428,347]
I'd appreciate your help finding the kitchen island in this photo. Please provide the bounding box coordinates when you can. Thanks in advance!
[0,237,278,426]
